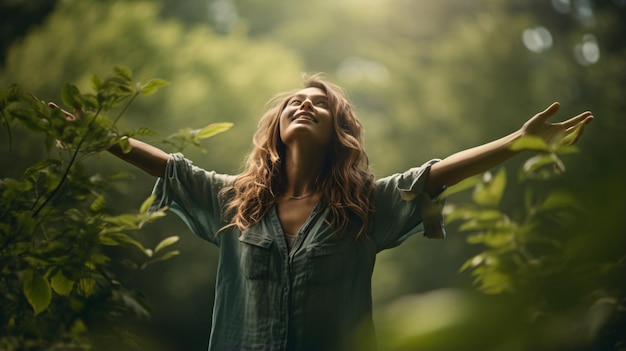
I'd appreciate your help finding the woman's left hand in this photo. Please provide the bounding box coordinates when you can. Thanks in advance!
[521,102,594,147]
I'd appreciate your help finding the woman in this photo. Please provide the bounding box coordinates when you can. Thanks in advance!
[98,74,592,350]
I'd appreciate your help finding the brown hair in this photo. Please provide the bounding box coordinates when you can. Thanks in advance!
[223,74,375,238]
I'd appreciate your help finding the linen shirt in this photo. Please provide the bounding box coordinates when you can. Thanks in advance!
[150,153,446,351]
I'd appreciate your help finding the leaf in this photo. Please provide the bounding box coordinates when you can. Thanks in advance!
[138,79,170,96]
[154,236,179,253]
[98,235,120,246]
[119,137,132,154]
[23,270,52,315]
[133,127,159,136]
[509,135,550,152]
[472,168,506,207]
[103,232,146,252]
[195,122,234,139]
[460,254,484,272]
[51,270,74,296]
[521,154,555,175]
[139,195,155,214]
[91,75,102,91]
[468,232,513,248]
[539,192,579,211]
[90,195,106,212]
[477,271,511,294]
[146,250,180,266]
[113,290,150,318]
[113,66,133,81]
[22,159,61,180]
[61,83,83,110]
[559,122,585,147]
[70,319,87,336]
[438,174,481,199]
[78,278,96,297]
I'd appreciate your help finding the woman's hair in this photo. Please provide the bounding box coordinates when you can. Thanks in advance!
[223,73,375,238]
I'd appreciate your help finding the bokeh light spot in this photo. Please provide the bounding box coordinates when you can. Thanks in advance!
[522,26,553,53]
[574,34,600,65]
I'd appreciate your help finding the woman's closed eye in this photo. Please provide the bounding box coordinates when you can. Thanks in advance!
[314,101,328,108]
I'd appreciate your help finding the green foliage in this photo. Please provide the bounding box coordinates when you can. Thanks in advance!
[0,67,229,350]
[439,148,623,349]
[377,146,624,351]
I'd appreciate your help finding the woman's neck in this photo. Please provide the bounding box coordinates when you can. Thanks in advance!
[282,146,326,197]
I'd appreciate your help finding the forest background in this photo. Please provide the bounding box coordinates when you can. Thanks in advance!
[1,0,624,350]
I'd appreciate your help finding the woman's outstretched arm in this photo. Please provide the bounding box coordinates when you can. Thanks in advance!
[424,102,594,197]
[108,138,169,178]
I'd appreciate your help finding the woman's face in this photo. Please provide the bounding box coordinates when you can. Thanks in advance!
[279,87,334,150]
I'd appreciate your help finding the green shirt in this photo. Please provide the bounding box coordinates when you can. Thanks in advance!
[151,153,445,351]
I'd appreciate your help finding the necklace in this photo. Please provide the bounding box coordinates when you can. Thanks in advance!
[284,193,315,200]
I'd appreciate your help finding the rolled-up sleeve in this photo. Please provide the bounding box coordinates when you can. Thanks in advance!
[372,160,446,252]
[149,153,234,245]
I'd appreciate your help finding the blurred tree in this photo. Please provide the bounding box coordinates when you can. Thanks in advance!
[0,0,59,66]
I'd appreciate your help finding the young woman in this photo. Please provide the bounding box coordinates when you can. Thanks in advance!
[71,74,593,350]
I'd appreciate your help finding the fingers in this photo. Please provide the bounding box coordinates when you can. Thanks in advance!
[534,102,561,123]
[48,102,77,120]
[561,111,594,129]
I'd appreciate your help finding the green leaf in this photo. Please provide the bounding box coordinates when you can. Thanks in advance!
[139,195,155,214]
[113,66,133,81]
[559,122,584,147]
[438,175,481,199]
[154,236,179,253]
[477,271,511,294]
[460,254,484,272]
[119,137,132,154]
[509,135,550,152]
[195,122,234,139]
[105,232,146,252]
[61,83,83,110]
[539,192,579,211]
[555,144,579,155]
[51,270,74,296]
[146,250,180,267]
[521,154,555,175]
[472,168,506,207]
[91,75,102,91]
[90,195,106,212]
[78,278,96,297]
[23,270,52,315]
[468,232,513,248]
[114,290,150,318]
[133,127,159,136]
[99,235,120,246]
[138,79,170,96]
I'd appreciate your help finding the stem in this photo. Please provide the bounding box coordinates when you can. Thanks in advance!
[113,92,138,125]
[31,107,103,218]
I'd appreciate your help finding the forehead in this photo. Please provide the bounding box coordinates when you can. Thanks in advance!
[291,87,327,99]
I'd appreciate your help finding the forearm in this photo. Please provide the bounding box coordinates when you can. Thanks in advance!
[425,129,523,196]
[108,138,169,178]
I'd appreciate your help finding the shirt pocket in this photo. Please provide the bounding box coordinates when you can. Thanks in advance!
[306,244,344,284]
[239,231,273,280]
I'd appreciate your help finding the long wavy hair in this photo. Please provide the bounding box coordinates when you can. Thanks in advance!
[223,74,375,238]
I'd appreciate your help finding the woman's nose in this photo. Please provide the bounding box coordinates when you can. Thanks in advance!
[300,99,313,110]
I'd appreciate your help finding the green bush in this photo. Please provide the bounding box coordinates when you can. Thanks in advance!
[0,67,230,350]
